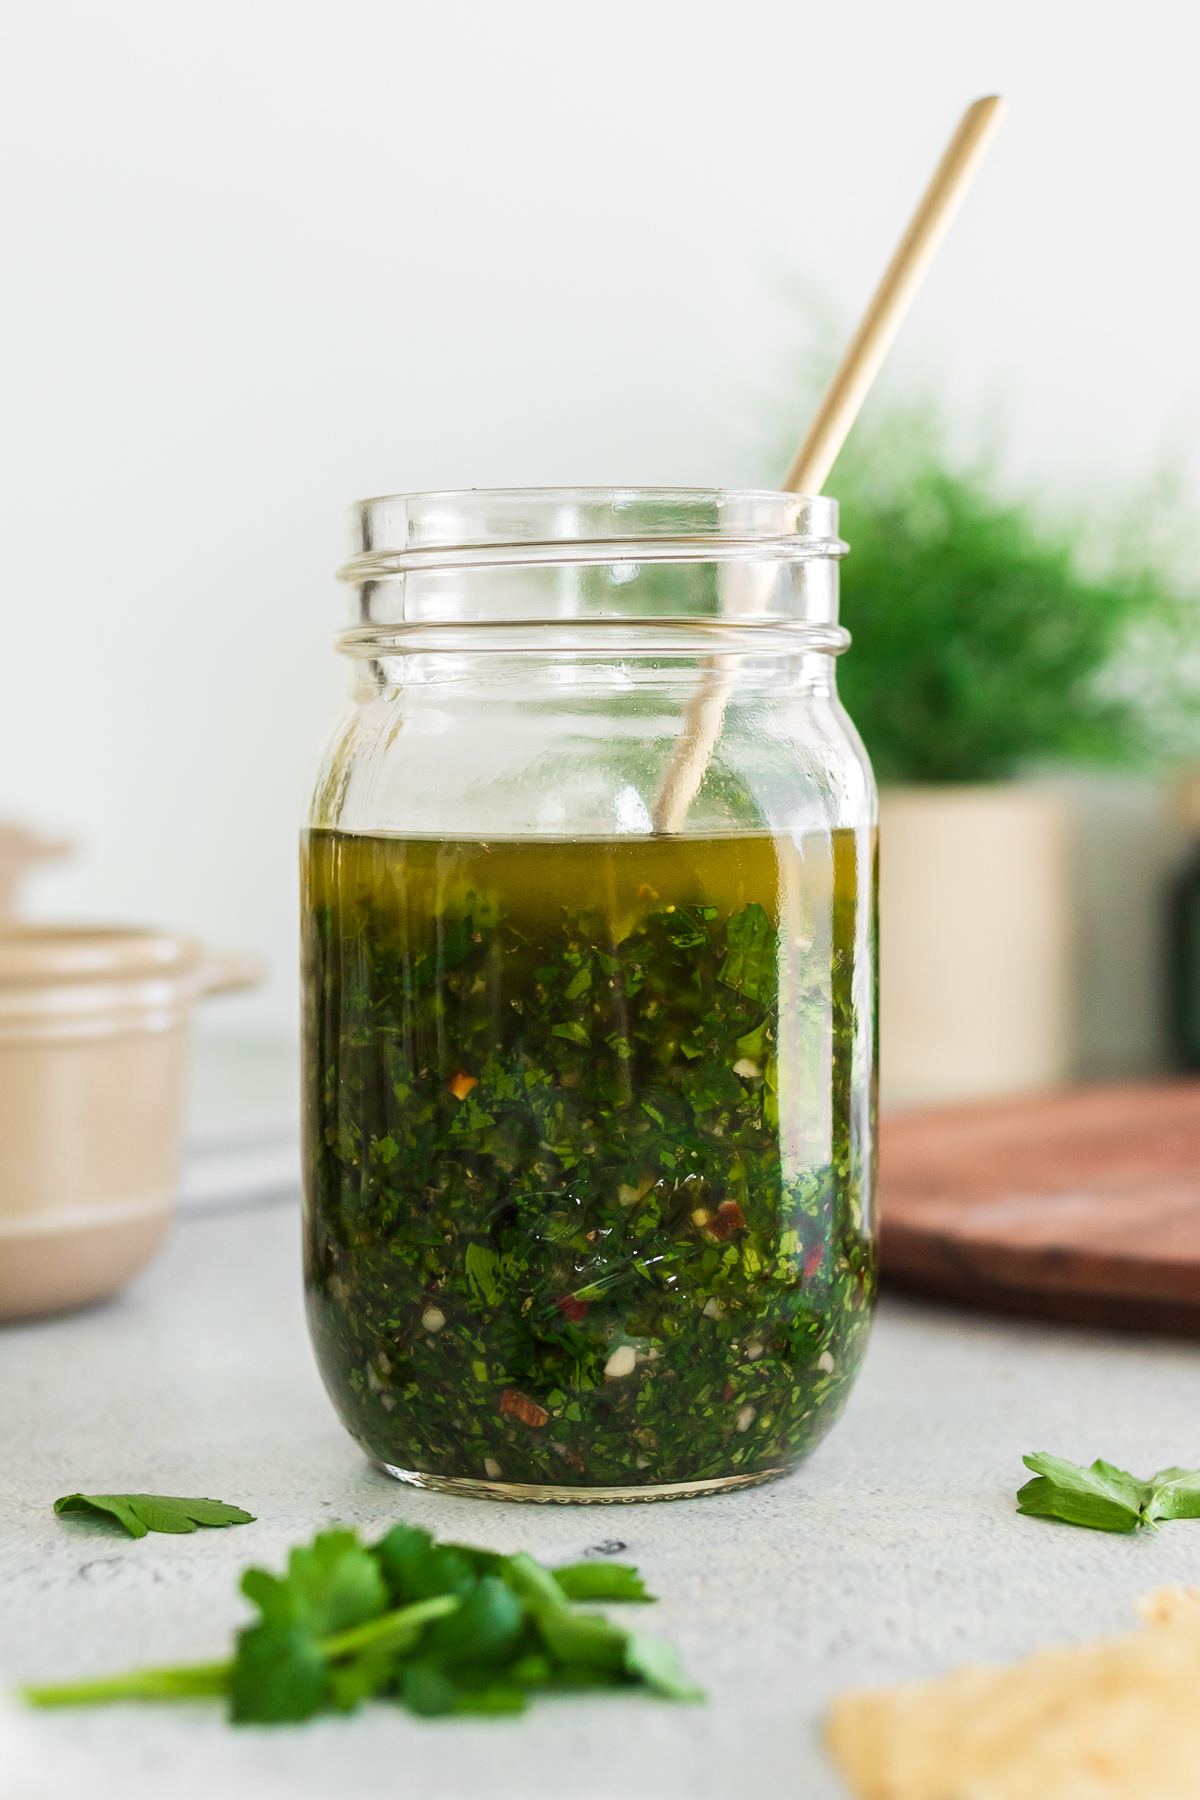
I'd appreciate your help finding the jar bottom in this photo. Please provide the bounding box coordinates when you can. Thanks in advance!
[375,1461,787,1504]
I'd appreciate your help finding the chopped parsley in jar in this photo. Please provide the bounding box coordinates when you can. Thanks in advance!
[302,827,876,1499]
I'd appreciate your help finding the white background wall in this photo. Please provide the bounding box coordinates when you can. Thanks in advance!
[2,0,1198,1040]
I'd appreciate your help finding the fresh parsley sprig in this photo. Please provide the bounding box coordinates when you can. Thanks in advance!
[25,1524,700,1721]
[1017,1453,1200,1533]
[53,1494,255,1538]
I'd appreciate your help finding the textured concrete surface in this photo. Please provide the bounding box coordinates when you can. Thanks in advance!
[4,1199,1200,1800]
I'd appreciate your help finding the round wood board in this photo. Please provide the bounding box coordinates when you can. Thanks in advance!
[879,1078,1200,1334]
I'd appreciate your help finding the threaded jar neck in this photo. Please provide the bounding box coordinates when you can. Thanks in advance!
[336,487,848,657]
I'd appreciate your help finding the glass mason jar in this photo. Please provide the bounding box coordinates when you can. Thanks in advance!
[302,488,877,1502]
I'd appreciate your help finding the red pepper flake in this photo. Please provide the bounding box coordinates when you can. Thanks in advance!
[804,1244,824,1278]
[448,1070,479,1101]
[705,1200,746,1242]
[722,1382,734,1403]
[499,1389,550,1429]
[557,1295,588,1323]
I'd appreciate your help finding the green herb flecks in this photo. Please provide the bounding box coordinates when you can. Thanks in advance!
[1016,1453,1200,1533]
[24,1524,701,1721]
[301,830,877,1491]
[53,1494,255,1538]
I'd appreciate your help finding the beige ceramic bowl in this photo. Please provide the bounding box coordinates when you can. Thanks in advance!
[0,927,258,1322]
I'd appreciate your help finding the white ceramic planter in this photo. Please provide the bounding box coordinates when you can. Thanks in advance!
[0,928,257,1321]
[878,785,1074,1109]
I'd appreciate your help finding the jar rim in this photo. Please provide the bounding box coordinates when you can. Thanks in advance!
[342,485,843,575]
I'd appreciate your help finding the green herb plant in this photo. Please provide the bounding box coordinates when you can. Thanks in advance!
[25,1523,701,1722]
[772,363,1200,783]
[1017,1453,1200,1533]
[53,1493,255,1538]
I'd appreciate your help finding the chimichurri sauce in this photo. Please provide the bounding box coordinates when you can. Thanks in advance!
[302,828,877,1495]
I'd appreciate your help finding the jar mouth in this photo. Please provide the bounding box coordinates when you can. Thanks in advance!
[340,486,845,579]
[337,486,847,647]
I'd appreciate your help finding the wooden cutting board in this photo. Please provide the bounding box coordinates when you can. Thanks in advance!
[879,1078,1200,1334]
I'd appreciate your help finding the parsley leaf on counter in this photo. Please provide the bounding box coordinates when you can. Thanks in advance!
[24,1523,702,1721]
[552,1562,656,1602]
[53,1493,255,1538]
[1017,1454,1200,1533]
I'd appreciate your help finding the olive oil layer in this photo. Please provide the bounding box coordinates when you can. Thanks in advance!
[302,829,877,1490]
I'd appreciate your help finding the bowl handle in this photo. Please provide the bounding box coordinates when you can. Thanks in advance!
[197,952,263,998]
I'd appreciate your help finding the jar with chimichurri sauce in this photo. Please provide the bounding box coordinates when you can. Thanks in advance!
[302,488,877,1501]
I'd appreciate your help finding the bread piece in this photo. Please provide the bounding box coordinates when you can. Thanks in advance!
[826,1589,1200,1800]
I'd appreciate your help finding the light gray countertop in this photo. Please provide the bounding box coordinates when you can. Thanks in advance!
[4,1197,1200,1800]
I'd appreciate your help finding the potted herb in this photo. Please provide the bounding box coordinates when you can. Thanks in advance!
[777,390,1197,1104]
